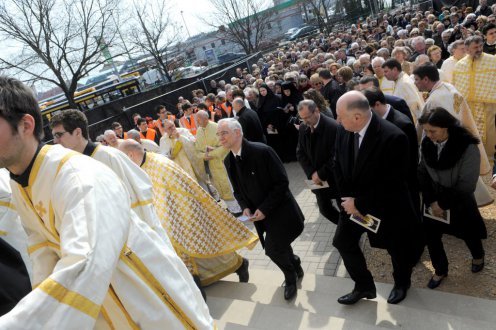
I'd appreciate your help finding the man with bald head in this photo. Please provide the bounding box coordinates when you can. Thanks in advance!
[232,97,266,144]
[118,139,257,295]
[332,91,417,305]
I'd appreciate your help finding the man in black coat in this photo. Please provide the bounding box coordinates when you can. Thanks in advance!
[358,76,414,124]
[219,118,304,300]
[333,91,417,305]
[296,100,340,224]
[1,237,31,315]
[232,97,267,144]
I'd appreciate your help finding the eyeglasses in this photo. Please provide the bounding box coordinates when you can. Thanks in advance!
[216,131,230,137]
[53,131,67,139]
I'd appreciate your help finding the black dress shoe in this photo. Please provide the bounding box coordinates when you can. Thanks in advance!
[284,283,297,300]
[472,258,485,273]
[337,289,376,305]
[387,286,408,304]
[235,258,249,282]
[427,274,447,289]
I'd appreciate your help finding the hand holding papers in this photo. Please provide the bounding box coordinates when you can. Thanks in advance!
[349,214,382,233]
[423,205,450,224]
[305,180,329,190]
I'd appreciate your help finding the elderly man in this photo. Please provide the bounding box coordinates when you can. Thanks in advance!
[127,128,160,152]
[195,110,240,213]
[118,140,257,294]
[103,129,120,148]
[409,36,426,62]
[371,57,395,95]
[453,36,496,159]
[219,118,304,300]
[232,97,266,144]
[332,91,417,305]
[440,40,466,84]
[159,119,203,182]
[382,59,424,124]
[296,100,340,224]
[0,76,213,328]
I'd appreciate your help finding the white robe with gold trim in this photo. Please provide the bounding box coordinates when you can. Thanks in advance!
[0,169,32,281]
[393,72,425,123]
[0,145,213,329]
[90,144,171,247]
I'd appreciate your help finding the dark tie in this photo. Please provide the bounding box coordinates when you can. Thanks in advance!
[187,117,191,125]
[235,155,242,163]
[354,132,360,162]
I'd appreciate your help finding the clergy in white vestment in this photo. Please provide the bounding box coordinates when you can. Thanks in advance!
[49,110,171,245]
[383,58,425,123]
[440,40,466,84]
[0,77,214,329]
[371,57,395,95]
[159,119,206,183]
[0,169,32,315]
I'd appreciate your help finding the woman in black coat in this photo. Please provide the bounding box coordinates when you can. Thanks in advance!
[278,81,303,162]
[418,108,487,290]
[258,84,283,157]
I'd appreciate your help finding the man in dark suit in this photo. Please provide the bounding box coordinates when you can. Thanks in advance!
[296,100,340,224]
[363,88,421,220]
[219,118,304,300]
[319,69,341,118]
[232,97,266,144]
[358,76,414,124]
[333,91,417,305]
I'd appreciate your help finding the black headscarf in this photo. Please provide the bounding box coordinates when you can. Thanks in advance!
[281,81,303,109]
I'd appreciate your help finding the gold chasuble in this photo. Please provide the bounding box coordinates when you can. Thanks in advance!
[1,145,214,329]
[141,151,258,286]
[453,53,496,158]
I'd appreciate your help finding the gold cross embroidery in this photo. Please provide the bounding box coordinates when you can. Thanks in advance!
[35,201,47,217]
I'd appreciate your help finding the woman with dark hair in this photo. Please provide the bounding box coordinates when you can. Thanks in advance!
[418,108,487,290]
[302,88,334,118]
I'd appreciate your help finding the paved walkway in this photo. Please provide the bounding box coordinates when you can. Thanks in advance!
[238,161,349,278]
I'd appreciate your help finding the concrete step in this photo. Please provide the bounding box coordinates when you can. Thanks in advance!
[205,270,496,329]
[220,269,496,325]
[208,296,387,330]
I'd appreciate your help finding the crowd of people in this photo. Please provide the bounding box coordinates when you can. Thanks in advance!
[1,1,496,327]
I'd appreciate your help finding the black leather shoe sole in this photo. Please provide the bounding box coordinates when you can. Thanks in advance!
[337,290,376,305]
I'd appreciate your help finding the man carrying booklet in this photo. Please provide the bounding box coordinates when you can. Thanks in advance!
[332,91,419,305]
[296,99,340,224]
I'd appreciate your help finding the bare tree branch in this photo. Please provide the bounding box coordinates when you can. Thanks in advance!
[0,0,122,107]
[202,0,273,54]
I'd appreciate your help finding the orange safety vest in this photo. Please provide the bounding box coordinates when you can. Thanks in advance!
[220,103,232,117]
[208,105,215,121]
[139,128,157,141]
[179,115,197,136]
[167,115,176,122]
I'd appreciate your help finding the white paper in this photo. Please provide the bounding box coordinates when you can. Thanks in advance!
[305,180,329,190]
[237,215,252,222]
[423,206,450,224]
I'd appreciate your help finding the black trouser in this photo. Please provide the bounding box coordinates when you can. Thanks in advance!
[333,216,413,291]
[315,190,340,225]
[426,230,485,276]
[264,235,300,285]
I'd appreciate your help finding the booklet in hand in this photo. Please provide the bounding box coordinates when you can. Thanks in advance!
[304,180,329,190]
[423,205,450,224]
[349,214,382,233]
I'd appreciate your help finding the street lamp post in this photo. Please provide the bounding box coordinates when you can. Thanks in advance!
[180,11,192,40]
